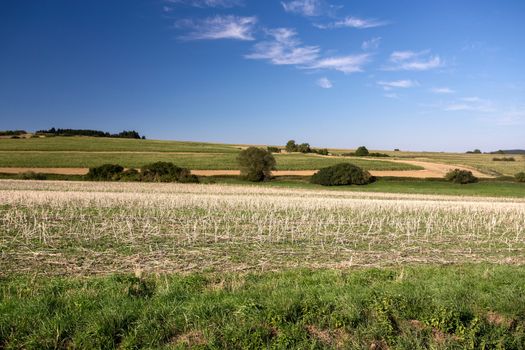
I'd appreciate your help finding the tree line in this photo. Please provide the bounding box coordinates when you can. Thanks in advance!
[35,128,145,139]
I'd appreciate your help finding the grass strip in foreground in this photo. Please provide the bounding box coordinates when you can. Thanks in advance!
[1,265,524,349]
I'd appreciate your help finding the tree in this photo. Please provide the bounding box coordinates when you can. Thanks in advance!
[285,140,298,152]
[355,146,369,156]
[297,143,311,153]
[237,147,276,182]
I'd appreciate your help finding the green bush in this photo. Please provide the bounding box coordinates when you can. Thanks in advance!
[354,146,369,156]
[310,163,374,186]
[86,164,124,181]
[515,172,525,182]
[313,148,329,156]
[141,162,198,183]
[445,169,478,184]
[237,147,276,182]
[267,146,280,153]
[119,168,142,182]
[17,171,47,180]
[285,140,298,152]
[493,157,515,161]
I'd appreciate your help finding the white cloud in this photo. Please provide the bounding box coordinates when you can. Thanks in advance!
[315,16,388,30]
[308,54,371,74]
[497,108,525,125]
[431,87,455,94]
[245,28,320,65]
[461,96,482,102]
[281,0,322,16]
[384,93,399,99]
[334,16,388,29]
[317,77,333,89]
[167,0,242,8]
[385,50,443,71]
[444,97,495,112]
[377,80,418,90]
[361,37,381,51]
[176,15,257,41]
[246,28,370,74]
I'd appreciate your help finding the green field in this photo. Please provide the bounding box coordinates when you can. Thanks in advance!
[0,137,421,170]
[205,176,525,198]
[2,265,524,349]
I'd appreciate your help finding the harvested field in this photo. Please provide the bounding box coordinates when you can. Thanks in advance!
[1,180,524,276]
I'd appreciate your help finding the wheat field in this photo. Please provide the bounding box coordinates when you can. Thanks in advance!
[1,179,524,276]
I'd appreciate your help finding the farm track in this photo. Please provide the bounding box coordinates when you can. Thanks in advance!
[0,159,493,178]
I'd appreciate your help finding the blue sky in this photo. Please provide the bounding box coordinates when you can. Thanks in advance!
[1,0,524,151]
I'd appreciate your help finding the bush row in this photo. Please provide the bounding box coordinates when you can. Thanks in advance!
[86,162,198,183]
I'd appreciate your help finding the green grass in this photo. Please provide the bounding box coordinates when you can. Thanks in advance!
[0,136,240,153]
[0,151,420,171]
[204,176,525,198]
[1,265,524,349]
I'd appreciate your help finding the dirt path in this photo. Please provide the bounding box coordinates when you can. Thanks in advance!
[0,159,494,178]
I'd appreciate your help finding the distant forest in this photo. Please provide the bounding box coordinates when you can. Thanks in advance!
[35,128,144,139]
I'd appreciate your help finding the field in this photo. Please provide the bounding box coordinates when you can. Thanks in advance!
[2,137,525,348]
[0,137,420,171]
[1,179,525,348]
[380,150,525,177]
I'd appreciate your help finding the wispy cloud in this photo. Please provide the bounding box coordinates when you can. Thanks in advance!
[281,0,322,16]
[167,0,243,8]
[309,54,371,74]
[497,108,525,125]
[377,80,418,90]
[361,37,381,51]
[246,28,370,74]
[431,87,455,94]
[245,28,320,65]
[444,97,495,112]
[317,77,333,89]
[384,50,443,71]
[384,93,399,99]
[315,16,388,30]
[176,15,257,41]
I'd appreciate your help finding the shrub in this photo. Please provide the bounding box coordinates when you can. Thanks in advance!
[310,163,374,186]
[515,172,525,183]
[237,147,276,182]
[493,157,515,162]
[445,169,478,184]
[394,148,400,152]
[368,152,390,157]
[313,148,329,156]
[119,168,142,182]
[354,146,369,156]
[267,146,280,153]
[17,171,47,180]
[141,162,198,183]
[86,164,124,181]
[285,140,298,152]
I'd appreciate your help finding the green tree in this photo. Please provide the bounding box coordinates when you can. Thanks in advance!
[355,146,369,156]
[297,143,311,153]
[237,147,276,182]
[285,140,298,152]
